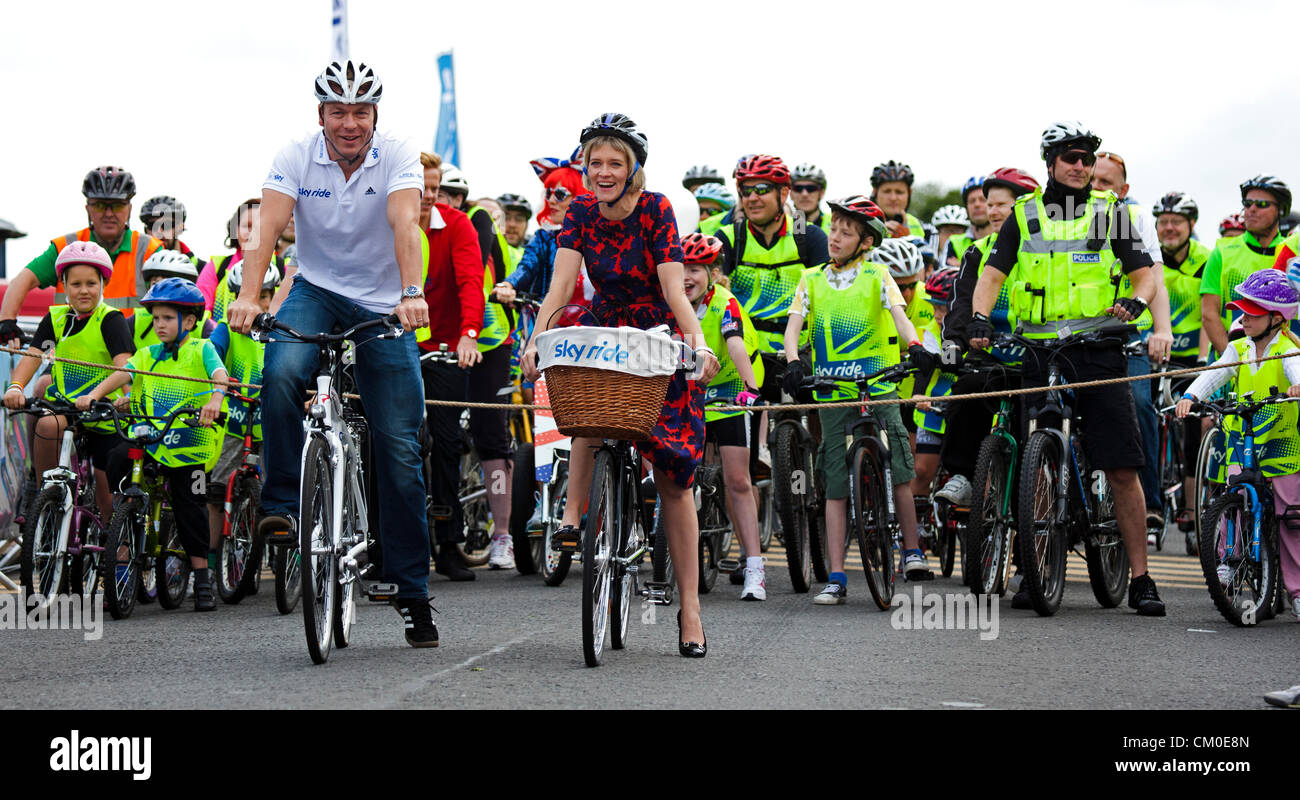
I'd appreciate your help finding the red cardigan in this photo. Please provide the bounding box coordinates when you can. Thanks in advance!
[422,203,486,349]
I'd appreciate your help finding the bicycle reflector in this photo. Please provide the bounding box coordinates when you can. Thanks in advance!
[127,448,145,460]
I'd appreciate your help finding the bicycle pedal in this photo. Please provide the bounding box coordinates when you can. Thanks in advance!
[365,582,399,602]
[640,581,673,606]
[551,529,581,553]
[717,558,742,573]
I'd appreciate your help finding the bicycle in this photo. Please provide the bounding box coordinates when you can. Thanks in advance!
[527,375,574,586]
[253,313,404,664]
[97,402,223,619]
[801,362,919,610]
[213,388,265,604]
[1190,402,1227,558]
[14,397,112,610]
[1191,393,1297,626]
[769,383,829,594]
[1011,328,1133,617]
[1149,364,1187,552]
[961,343,1022,595]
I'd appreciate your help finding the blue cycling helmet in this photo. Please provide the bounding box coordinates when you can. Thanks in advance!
[693,183,736,210]
[141,277,206,314]
[960,175,985,201]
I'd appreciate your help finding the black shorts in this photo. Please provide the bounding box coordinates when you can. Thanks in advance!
[83,430,128,475]
[466,343,514,462]
[705,414,750,449]
[1021,341,1143,471]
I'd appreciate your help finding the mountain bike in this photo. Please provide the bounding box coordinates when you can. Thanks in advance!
[14,397,112,610]
[769,385,828,594]
[962,343,1022,595]
[254,313,404,664]
[213,389,265,604]
[1190,403,1227,558]
[1192,393,1297,626]
[1012,329,1133,617]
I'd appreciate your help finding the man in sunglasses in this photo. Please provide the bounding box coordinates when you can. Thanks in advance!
[0,166,164,348]
[716,154,829,402]
[790,163,831,234]
[969,120,1167,616]
[1201,176,1290,356]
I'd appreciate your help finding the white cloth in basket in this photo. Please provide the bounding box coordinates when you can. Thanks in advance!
[535,326,681,378]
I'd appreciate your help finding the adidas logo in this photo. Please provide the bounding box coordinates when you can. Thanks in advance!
[364,186,376,196]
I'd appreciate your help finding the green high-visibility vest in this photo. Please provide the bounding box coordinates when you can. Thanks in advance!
[718,214,812,355]
[1223,335,1300,477]
[131,336,224,470]
[803,259,901,401]
[46,303,124,432]
[1204,231,1284,331]
[697,285,764,422]
[467,205,516,353]
[1163,239,1211,360]
[220,327,265,442]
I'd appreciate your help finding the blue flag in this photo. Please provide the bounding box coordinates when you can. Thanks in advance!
[435,51,459,167]
[331,0,348,62]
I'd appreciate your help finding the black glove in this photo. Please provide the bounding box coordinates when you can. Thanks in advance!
[908,343,937,376]
[781,360,806,398]
[966,312,993,346]
[1113,296,1148,321]
[0,319,21,346]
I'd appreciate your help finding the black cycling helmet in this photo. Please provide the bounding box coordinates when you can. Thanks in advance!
[1240,175,1292,216]
[139,195,186,227]
[1151,191,1198,223]
[579,113,649,166]
[83,165,136,201]
[870,160,914,189]
[497,193,533,217]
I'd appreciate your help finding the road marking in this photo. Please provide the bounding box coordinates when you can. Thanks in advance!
[379,632,535,708]
[941,701,986,708]
[1187,628,1217,633]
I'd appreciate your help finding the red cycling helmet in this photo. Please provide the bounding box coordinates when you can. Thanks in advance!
[924,267,959,306]
[734,154,790,186]
[827,195,889,246]
[680,232,724,266]
[982,167,1040,198]
[1219,213,1246,236]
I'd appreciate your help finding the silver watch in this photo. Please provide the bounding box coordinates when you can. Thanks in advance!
[402,285,424,299]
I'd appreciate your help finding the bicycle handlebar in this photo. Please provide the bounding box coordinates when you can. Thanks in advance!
[251,313,403,346]
[800,361,919,394]
[1190,393,1299,419]
[91,400,227,445]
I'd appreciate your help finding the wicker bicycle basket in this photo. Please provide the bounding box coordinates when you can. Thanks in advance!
[543,365,670,441]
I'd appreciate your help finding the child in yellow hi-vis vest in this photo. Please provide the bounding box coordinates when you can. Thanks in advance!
[783,196,937,605]
[1176,268,1300,621]
[78,278,228,612]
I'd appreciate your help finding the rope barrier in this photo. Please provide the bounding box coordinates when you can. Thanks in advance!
[5,342,1298,413]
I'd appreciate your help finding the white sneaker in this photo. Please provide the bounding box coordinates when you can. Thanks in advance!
[1216,563,1232,589]
[935,474,972,506]
[740,567,766,601]
[1292,596,1300,623]
[904,551,930,579]
[1147,533,1157,548]
[813,582,847,605]
[488,534,515,570]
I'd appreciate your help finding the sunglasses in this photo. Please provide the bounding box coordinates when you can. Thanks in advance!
[791,183,821,194]
[89,200,128,213]
[546,187,572,202]
[1243,198,1276,209]
[739,183,778,198]
[896,281,918,291]
[1095,151,1126,167]
[1057,151,1097,167]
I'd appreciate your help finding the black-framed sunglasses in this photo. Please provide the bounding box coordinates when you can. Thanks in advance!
[1057,151,1097,167]
[1243,198,1276,209]
[739,183,777,198]
[791,183,821,194]
[896,281,918,291]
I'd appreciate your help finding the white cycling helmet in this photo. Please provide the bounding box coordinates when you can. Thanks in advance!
[871,238,925,280]
[930,204,970,229]
[314,60,383,104]
[439,165,469,196]
[142,249,199,281]
[228,261,283,294]
[1040,120,1101,161]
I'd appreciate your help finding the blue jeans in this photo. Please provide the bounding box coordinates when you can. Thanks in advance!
[1127,345,1161,512]
[262,277,430,599]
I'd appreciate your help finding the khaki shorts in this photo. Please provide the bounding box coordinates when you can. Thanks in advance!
[817,396,915,500]
[207,436,255,502]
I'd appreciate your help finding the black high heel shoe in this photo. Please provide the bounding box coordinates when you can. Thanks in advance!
[677,610,707,658]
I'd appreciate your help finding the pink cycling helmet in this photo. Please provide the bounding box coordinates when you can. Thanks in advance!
[55,241,113,282]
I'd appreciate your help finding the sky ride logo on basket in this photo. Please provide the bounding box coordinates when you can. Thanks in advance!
[539,325,680,377]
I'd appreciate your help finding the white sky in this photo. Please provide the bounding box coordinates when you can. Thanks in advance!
[3,0,1297,269]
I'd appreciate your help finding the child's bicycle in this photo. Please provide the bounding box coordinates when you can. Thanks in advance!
[13,396,114,609]
[97,401,226,620]
[1190,392,1299,626]
[214,388,265,604]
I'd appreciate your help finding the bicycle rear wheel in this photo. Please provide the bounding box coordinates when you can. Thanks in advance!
[773,424,814,593]
[582,449,615,667]
[850,445,894,611]
[1191,423,1224,556]
[218,476,264,603]
[69,511,104,601]
[274,547,302,614]
[1199,491,1277,626]
[968,435,1010,594]
[100,498,142,620]
[1016,433,1067,616]
[540,461,573,586]
[20,485,69,606]
[300,436,336,664]
[610,469,639,650]
[696,468,726,594]
[1084,471,1129,608]
[510,443,538,575]
[154,509,190,610]
[333,485,359,649]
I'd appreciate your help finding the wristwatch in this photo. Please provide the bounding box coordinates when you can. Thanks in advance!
[402,285,424,300]
[465,328,478,339]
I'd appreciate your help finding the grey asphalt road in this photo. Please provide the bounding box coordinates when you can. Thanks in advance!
[2,540,1296,710]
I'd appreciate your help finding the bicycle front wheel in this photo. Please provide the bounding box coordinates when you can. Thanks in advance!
[969,435,1011,595]
[1083,472,1129,608]
[218,476,264,603]
[1199,491,1277,626]
[1191,423,1225,556]
[21,485,69,606]
[851,445,894,611]
[540,461,573,587]
[300,436,337,664]
[100,498,142,620]
[274,547,302,614]
[154,509,190,610]
[1016,433,1067,616]
[609,470,638,651]
[510,443,539,575]
[582,449,615,667]
[69,511,104,601]
[773,424,814,593]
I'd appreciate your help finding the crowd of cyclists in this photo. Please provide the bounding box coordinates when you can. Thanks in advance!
[6,59,1300,665]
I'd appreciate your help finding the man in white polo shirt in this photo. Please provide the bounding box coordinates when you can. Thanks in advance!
[226,60,438,648]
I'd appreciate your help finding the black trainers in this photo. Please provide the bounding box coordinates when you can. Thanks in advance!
[1010,589,1033,610]
[393,598,439,648]
[193,571,216,612]
[435,547,476,582]
[1128,573,1167,617]
[259,513,298,548]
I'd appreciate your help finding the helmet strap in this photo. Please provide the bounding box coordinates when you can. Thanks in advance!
[1250,316,1284,343]
[603,161,640,208]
